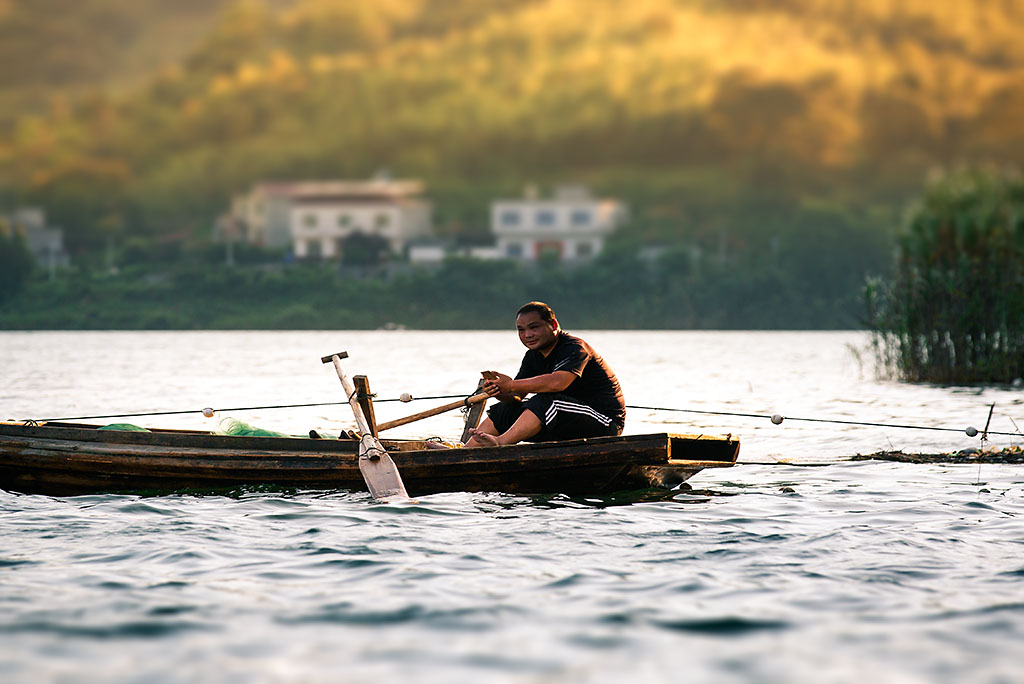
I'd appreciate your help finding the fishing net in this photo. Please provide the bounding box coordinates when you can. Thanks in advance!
[98,423,150,432]
[215,417,290,438]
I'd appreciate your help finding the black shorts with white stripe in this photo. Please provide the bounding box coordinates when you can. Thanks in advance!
[487,393,623,442]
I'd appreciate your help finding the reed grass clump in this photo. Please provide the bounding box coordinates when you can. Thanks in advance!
[867,166,1024,383]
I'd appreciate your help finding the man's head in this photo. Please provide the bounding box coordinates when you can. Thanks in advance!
[516,301,559,353]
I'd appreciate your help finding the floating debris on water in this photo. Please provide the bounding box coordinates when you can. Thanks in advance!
[852,446,1023,464]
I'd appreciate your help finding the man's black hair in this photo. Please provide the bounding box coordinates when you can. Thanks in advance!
[516,301,556,323]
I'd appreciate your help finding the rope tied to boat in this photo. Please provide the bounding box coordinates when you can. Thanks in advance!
[359,434,386,462]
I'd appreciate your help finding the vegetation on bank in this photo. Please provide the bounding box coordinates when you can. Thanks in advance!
[0,223,34,303]
[0,185,890,330]
[867,167,1024,383]
[0,231,879,330]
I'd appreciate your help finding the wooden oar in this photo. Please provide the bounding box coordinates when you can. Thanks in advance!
[376,392,489,433]
[321,352,408,501]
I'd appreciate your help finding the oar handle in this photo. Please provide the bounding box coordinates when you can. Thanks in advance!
[376,392,490,433]
[327,354,372,436]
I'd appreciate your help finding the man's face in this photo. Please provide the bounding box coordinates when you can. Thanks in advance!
[516,311,558,353]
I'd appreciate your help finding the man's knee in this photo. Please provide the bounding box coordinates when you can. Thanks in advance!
[487,401,526,433]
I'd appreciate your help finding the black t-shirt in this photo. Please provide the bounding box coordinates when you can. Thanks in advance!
[515,332,626,426]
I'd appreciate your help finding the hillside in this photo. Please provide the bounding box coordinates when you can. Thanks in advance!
[1,0,1022,250]
[0,0,241,125]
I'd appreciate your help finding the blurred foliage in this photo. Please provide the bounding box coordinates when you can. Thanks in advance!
[1,0,1023,328]
[867,166,1024,383]
[1,226,883,330]
[1,0,1023,242]
[0,219,34,301]
[0,0,232,127]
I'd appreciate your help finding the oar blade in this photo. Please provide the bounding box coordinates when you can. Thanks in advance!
[358,435,409,500]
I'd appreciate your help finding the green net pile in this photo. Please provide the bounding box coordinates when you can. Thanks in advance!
[98,423,150,432]
[216,417,291,438]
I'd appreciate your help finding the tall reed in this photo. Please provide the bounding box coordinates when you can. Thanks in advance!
[867,166,1024,383]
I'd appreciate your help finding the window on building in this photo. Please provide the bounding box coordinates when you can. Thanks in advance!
[570,210,591,226]
[501,211,520,226]
[536,210,556,227]
[337,214,351,227]
[575,242,594,258]
[303,213,318,228]
[506,243,524,258]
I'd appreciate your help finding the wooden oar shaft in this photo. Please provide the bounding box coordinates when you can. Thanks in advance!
[331,356,372,436]
[377,392,489,432]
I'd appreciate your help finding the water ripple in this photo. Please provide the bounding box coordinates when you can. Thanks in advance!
[651,616,791,635]
[0,619,210,639]
[2,332,1024,682]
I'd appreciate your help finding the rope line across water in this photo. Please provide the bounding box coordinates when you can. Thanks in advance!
[27,397,1022,439]
[35,395,468,422]
[626,405,1021,438]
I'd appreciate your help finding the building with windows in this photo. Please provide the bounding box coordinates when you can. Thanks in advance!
[490,185,627,263]
[226,178,432,259]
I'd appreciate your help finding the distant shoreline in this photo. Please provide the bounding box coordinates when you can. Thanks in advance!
[0,257,870,331]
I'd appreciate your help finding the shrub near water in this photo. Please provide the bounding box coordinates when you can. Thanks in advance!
[0,224,34,303]
[868,167,1024,383]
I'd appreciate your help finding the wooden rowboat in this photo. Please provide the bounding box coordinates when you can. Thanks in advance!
[0,421,739,497]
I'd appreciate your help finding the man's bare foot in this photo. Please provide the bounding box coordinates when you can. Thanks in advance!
[466,429,500,447]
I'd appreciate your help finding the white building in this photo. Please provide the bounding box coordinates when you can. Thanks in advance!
[227,179,432,259]
[490,185,627,263]
[2,208,70,271]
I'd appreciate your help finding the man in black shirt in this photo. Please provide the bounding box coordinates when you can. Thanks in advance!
[464,301,625,447]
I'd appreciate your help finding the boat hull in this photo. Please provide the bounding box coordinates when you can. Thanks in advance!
[0,422,739,497]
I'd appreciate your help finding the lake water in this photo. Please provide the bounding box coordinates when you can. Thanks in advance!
[1,331,1022,683]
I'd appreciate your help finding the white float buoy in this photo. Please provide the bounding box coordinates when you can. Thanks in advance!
[400,392,413,403]
[202,407,215,418]
[771,414,784,425]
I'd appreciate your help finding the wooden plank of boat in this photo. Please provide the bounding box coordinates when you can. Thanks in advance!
[0,421,738,497]
[460,379,489,444]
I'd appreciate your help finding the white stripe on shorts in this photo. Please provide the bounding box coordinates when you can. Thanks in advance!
[544,399,613,427]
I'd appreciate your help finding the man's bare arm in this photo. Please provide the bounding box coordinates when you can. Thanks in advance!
[482,370,576,401]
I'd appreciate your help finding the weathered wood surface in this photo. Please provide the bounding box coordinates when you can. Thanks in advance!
[0,422,739,497]
[460,379,489,444]
[353,375,378,438]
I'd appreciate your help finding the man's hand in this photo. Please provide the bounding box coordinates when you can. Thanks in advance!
[480,369,576,402]
[481,370,515,398]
